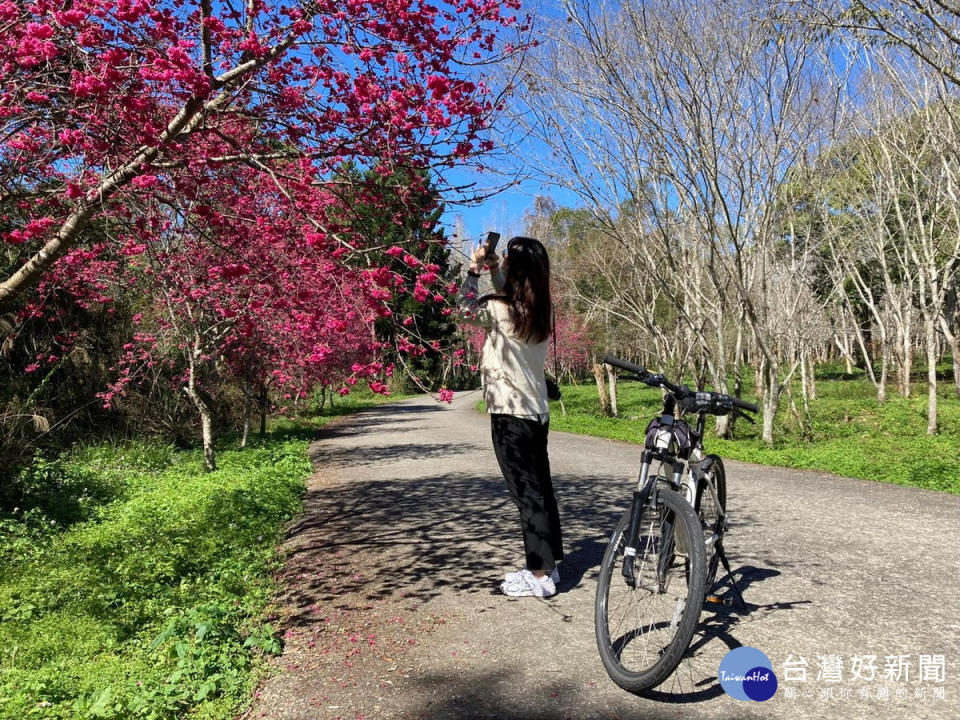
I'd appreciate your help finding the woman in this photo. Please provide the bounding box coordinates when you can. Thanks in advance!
[459,235,563,598]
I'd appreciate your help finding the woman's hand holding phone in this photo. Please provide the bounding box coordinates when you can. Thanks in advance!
[470,232,500,273]
[483,231,500,264]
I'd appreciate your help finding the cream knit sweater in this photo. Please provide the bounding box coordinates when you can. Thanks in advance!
[459,272,549,417]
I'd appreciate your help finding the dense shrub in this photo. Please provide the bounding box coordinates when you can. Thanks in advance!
[0,434,310,719]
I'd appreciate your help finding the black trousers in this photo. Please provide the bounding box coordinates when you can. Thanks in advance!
[490,413,564,572]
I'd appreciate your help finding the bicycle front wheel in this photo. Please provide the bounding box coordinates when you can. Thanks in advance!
[595,487,707,693]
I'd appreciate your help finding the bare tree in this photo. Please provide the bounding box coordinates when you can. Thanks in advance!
[511,0,842,444]
[872,59,960,432]
[827,1,960,90]
[810,123,910,404]
[800,36,960,425]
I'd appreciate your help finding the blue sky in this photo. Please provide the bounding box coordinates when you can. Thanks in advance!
[434,0,580,258]
[440,179,535,244]
[438,168,583,263]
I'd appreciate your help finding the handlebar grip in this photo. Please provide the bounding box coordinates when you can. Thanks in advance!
[731,396,759,413]
[602,355,647,377]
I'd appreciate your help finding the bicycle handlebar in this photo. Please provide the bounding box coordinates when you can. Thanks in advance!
[602,355,684,395]
[601,355,647,377]
[729,396,759,413]
[602,355,758,415]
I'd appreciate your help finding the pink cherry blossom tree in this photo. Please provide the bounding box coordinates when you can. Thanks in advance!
[1,0,525,310]
[547,309,593,381]
[2,0,528,465]
[94,159,391,470]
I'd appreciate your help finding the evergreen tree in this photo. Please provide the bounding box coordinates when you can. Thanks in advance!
[337,165,461,391]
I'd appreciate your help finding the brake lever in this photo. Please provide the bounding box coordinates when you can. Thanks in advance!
[736,409,756,425]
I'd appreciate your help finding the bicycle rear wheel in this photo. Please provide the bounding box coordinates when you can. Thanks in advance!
[595,486,707,693]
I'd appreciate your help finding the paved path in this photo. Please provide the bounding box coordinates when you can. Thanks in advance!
[245,393,960,720]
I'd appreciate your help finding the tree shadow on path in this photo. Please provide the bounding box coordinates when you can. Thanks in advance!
[270,406,804,711]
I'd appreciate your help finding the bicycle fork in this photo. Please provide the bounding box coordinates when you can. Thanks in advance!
[621,453,684,590]
[621,452,653,588]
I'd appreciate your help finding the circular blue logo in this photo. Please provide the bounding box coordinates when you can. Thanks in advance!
[718,647,778,701]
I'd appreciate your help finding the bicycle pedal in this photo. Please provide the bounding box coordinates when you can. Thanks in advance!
[706,594,732,606]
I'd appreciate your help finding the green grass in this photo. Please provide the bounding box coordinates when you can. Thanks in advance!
[0,388,406,720]
[542,369,959,494]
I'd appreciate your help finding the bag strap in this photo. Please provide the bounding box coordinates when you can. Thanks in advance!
[551,306,559,380]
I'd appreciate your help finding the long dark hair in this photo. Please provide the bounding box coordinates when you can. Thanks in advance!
[489,236,552,343]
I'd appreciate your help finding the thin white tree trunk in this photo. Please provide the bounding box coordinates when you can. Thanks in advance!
[259,384,268,437]
[593,363,610,416]
[924,312,938,435]
[240,380,252,449]
[879,342,888,404]
[761,362,780,447]
[806,350,817,400]
[606,365,618,418]
[899,313,913,397]
[800,346,810,413]
[184,348,217,471]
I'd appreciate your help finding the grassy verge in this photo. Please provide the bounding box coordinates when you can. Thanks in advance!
[0,388,405,720]
[485,372,958,494]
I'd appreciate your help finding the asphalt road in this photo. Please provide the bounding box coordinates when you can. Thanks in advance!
[245,392,960,720]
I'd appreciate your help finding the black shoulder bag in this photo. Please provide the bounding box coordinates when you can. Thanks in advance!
[546,309,562,401]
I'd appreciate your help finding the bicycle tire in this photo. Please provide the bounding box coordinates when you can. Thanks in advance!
[595,487,707,693]
[695,455,727,596]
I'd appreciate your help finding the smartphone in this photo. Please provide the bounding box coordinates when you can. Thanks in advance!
[483,231,500,258]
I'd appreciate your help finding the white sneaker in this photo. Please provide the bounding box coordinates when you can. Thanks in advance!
[504,566,559,586]
[500,569,557,597]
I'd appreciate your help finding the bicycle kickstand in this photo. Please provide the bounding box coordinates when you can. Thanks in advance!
[715,541,747,612]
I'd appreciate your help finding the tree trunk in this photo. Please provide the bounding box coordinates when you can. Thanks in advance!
[717,318,744,439]
[832,328,857,374]
[851,317,879,388]
[593,363,611,416]
[712,357,733,437]
[878,343,888,404]
[761,361,781,447]
[800,346,811,415]
[806,350,817,400]
[924,312,938,435]
[184,352,216,471]
[240,381,252,449]
[722,365,743,439]
[951,342,960,400]
[606,365,618,418]
[898,318,913,397]
[708,310,734,439]
[198,403,216,471]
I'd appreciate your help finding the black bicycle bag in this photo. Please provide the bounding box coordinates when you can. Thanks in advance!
[644,415,698,459]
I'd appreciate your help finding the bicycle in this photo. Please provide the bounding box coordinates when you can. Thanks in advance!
[594,355,758,695]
